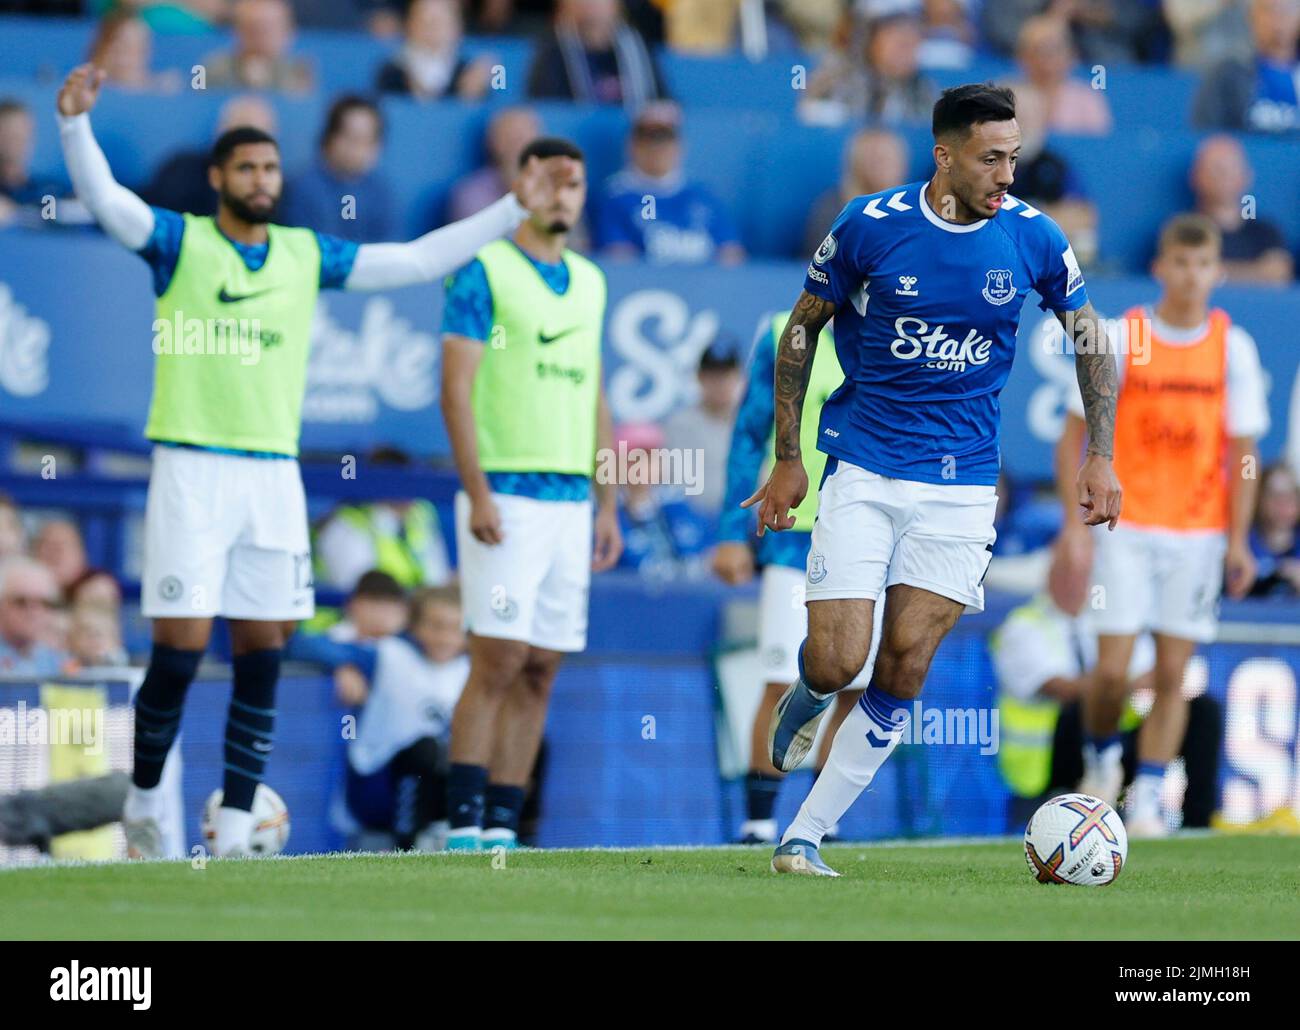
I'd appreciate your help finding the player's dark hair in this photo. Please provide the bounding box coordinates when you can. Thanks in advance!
[209,126,279,168]
[351,569,407,602]
[320,94,385,151]
[931,83,1017,140]
[0,98,29,121]
[1158,212,1221,255]
[518,136,585,168]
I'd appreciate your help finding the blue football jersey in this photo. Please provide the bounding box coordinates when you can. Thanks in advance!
[803,180,1088,486]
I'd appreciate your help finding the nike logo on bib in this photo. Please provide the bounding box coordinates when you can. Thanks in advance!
[538,327,578,345]
[218,286,274,304]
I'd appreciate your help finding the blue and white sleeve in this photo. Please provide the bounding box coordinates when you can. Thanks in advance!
[717,328,776,542]
[802,198,873,308]
[1031,215,1088,313]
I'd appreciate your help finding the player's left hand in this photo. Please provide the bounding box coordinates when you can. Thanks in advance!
[512,154,576,217]
[1224,541,1257,599]
[592,502,622,572]
[1076,452,1122,530]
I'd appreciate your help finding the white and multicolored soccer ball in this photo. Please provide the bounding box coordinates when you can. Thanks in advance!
[201,785,291,856]
[1024,793,1128,886]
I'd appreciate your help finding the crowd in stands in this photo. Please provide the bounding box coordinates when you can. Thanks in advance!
[1,0,1297,276]
[0,496,127,677]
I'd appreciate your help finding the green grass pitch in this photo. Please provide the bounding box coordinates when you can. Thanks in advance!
[2,836,1297,940]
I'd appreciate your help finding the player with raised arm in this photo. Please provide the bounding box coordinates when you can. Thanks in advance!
[1056,213,1265,836]
[55,64,565,858]
[439,137,622,851]
[745,83,1122,877]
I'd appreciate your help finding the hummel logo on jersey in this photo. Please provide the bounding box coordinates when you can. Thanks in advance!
[896,275,919,296]
[538,327,578,345]
[217,286,274,304]
[890,316,993,372]
[862,191,913,219]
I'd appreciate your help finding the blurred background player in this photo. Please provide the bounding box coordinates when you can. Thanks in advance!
[288,584,468,851]
[55,63,563,859]
[1056,212,1267,836]
[991,539,1221,831]
[714,310,878,844]
[440,137,622,850]
[749,84,1121,876]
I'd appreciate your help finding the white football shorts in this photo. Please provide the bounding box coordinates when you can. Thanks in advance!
[1087,523,1226,643]
[805,458,998,612]
[455,490,592,653]
[142,445,314,620]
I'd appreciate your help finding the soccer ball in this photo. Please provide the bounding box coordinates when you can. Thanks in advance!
[201,784,291,856]
[1024,793,1128,886]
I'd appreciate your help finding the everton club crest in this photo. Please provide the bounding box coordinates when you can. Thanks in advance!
[981,268,1015,306]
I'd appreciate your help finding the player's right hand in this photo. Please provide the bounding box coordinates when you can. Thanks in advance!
[711,541,755,585]
[57,64,106,117]
[742,457,807,537]
[469,492,504,545]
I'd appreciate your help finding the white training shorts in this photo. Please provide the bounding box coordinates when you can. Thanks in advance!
[142,445,314,620]
[454,490,592,653]
[805,458,998,612]
[1088,523,1226,643]
[758,562,878,686]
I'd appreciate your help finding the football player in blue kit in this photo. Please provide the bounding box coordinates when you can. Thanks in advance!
[745,84,1124,876]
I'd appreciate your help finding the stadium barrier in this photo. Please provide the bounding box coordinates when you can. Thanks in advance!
[2,586,1297,859]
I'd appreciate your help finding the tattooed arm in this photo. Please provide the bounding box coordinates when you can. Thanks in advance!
[1056,301,1123,529]
[742,290,838,534]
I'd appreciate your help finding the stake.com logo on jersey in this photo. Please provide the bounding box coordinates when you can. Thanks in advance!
[889,316,994,373]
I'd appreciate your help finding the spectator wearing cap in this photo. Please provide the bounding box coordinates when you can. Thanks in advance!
[447,107,542,222]
[202,0,315,95]
[375,0,495,101]
[527,0,667,110]
[0,558,67,677]
[801,127,908,259]
[1189,135,1293,283]
[614,423,714,582]
[594,102,745,266]
[281,96,395,244]
[800,10,938,126]
[1193,0,1300,133]
[663,336,744,518]
[1005,16,1113,137]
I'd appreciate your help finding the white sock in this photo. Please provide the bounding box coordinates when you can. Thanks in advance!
[1084,740,1123,778]
[123,783,164,822]
[739,818,778,842]
[782,689,909,847]
[214,806,254,856]
[1129,767,1166,821]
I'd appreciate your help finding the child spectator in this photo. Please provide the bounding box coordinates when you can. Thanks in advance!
[288,583,468,851]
